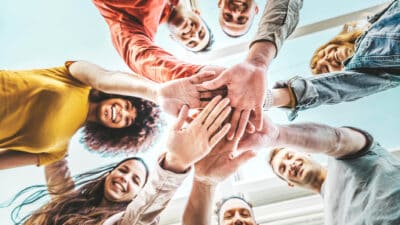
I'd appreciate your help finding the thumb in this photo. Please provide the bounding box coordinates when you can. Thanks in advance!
[173,105,189,131]
[201,71,229,90]
[231,150,257,167]
[189,71,217,84]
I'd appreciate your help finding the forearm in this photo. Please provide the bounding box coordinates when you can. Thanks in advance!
[246,41,276,70]
[275,123,367,158]
[182,179,216,225]
[274,70,400,120]
[0,150,38,170]
[69,61,159,103]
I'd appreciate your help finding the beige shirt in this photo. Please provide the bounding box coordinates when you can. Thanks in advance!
[252,0,303,55]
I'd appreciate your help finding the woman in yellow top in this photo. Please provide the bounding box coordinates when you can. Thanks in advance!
[0,60,215,169]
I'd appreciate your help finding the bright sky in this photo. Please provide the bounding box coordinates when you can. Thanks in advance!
[1,0,399,224]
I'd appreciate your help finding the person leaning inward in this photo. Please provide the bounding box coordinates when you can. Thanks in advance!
[5,96,233,225]
[0,60,215,169]
[310,22,368,74]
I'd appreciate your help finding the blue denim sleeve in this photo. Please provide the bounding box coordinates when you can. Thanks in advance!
[274,70,400,121]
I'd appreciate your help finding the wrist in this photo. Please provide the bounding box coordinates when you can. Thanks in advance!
[271,88,292,108]
[162,152,191,174]
[193,174,219,187]
[246,41,276,70]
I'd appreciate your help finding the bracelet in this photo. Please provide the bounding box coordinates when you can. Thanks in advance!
[194,175,219,186]
[263,89,274,110]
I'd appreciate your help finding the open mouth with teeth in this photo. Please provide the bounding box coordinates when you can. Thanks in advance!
[112,181,126,192]
[111,104,117,123]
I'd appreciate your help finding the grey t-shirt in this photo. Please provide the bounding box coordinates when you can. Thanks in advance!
[321,131,400,225]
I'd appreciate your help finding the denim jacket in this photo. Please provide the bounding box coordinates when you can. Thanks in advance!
[264,0,400,120]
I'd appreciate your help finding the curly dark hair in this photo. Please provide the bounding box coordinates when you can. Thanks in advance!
[82,90,162,156]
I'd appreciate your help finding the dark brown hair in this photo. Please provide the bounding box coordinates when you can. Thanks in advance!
[83,90,162,155]
[6,157,148,225]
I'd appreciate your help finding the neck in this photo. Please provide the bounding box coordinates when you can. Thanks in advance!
[86,102,98,123]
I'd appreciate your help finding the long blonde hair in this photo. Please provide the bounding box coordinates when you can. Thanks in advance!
[310,23,366,75]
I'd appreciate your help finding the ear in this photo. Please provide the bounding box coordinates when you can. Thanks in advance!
[218,0,223,8]
[255,5,259,14]
[193,9,201,15]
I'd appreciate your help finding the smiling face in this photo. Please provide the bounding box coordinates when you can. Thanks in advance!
[219,198,257,225]
[103,159,147,203]
[168,9,210,52]
[312,44,354,74]
[97,98,137,129]
[218,0,258,37]
[270,148,323,189]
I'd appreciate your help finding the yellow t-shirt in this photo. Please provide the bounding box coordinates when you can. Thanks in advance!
[0,65,91,165]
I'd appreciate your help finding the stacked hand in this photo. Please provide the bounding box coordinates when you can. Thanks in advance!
[163,96,232,173]
[201,62,267,140]
[157,69,227,117]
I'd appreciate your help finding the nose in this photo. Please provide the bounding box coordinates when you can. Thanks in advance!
[234,220,243,225]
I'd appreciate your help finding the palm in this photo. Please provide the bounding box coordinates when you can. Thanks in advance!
[195,139,255,183]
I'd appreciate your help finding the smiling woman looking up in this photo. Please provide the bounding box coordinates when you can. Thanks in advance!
[0,60,213,170]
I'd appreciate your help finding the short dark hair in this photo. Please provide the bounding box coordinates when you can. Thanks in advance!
[216,195,254,224]
[82,90,162,156]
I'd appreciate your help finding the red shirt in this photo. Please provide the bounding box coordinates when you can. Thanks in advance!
[93,0,203,82]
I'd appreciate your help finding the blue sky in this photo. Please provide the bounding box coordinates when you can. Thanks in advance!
[1,0,398,224]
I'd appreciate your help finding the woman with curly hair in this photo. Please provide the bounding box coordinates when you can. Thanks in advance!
[310,22,368,74]
[0,60,214,169]
[4,96,232,225]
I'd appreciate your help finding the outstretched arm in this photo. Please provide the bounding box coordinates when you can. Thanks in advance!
[0,150,38,170]
[239,114,367,158]
[68,60,218,117]
[92,0,203,82]
[200,0,303,140]
[182,139,256,225]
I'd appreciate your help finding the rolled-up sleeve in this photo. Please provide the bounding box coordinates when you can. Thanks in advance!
[252,0,303,55]
[274,70,400,121]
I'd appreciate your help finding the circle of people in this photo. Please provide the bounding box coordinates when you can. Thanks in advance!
[1,0,400,225]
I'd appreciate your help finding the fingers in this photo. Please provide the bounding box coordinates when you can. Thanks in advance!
[209,123,231,148]
[173,105,189,131]
[199,87,228,101]
[253,106,263,131]
[233,109,251,140]
[231,150,257,167]
[207,106,232,135]
[203,98,230,128]
[189,71,217,84]
[195,95,223,124]
[245,121,255,134]
[227,109,241,140]
[200,71,229,90]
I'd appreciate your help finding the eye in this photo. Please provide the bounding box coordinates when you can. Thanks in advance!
[132,175,141,186]
[223,13,233,22]
[199,28,206,39]
[237,16,248,25]
[223,212,234,219]
[187,40,197,48]
[279,164,286,174]
[119,168,128,173]
[240,209,251,217]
